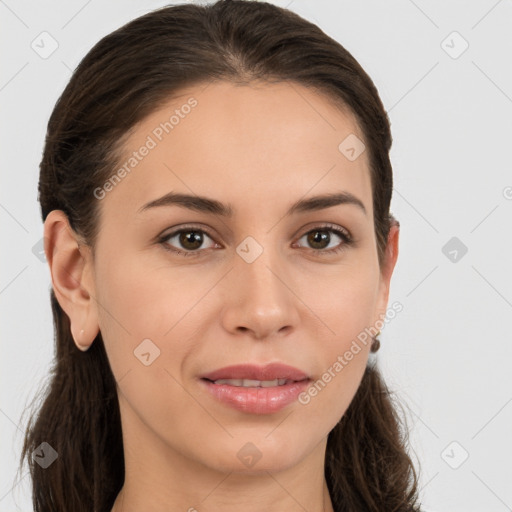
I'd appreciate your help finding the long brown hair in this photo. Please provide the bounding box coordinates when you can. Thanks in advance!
[18,1,422,510]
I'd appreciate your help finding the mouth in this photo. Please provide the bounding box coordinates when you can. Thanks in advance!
[200,362,310,383]
[201,377,309,387]
[198,363,312,414]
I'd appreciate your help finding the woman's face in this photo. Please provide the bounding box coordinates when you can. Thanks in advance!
[77,80,397,474]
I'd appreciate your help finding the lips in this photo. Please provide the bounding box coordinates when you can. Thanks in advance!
[200,363,310,383]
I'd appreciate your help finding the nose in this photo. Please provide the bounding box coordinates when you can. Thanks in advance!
[220,246,300,340]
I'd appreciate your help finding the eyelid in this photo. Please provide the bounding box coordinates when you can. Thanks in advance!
[292,223,353,255]
[159,222,352,242]
[295,221,352,240]
[157,223,219,255]
[158,222,353,256]
[159,223,216,240]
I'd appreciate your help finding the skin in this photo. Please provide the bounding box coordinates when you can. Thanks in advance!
[44,80,399,512]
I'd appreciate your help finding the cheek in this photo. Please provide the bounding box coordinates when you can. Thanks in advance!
[298,267,378,415]
[302,262,379,345]
[94,251,217,375]
[94,254,208,430]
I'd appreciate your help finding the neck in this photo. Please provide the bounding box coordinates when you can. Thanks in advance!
[110,395,335,512]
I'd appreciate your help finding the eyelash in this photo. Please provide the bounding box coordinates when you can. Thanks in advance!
[157,223,354,258]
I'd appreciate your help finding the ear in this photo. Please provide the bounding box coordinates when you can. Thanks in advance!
[43,210,99,351]
[374,218,400,325]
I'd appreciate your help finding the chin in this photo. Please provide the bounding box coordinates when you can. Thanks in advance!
[202,435,311,474]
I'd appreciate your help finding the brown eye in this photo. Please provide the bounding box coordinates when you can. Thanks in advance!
[295,225,353,255]
[306,230,331,250]
[159,227,217,257]
[178,230,204,251]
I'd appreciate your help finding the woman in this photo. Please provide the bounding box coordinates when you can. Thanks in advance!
[19,1,422,510]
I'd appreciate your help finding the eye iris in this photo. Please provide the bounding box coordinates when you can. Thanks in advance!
[308,230,329,249]
[179,231,203,250]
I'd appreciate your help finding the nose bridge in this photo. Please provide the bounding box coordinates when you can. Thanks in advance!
[236,233,287,303]
[223,232,298,337]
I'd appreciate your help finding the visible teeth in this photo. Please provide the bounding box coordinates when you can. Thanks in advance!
[213,379,244,386]
[261,379,278,387]
[213,378,289,387]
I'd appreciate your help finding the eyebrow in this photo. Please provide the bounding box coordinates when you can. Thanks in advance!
[137,191,367,217]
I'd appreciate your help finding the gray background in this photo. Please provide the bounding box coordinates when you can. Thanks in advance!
[1,1,511,511]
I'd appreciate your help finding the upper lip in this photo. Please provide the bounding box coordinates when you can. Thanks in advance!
[201,363,310,382]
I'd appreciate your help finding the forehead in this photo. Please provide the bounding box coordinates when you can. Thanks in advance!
[100,80,372,223]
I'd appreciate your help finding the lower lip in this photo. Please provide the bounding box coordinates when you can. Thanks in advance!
[199,378,311,414]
